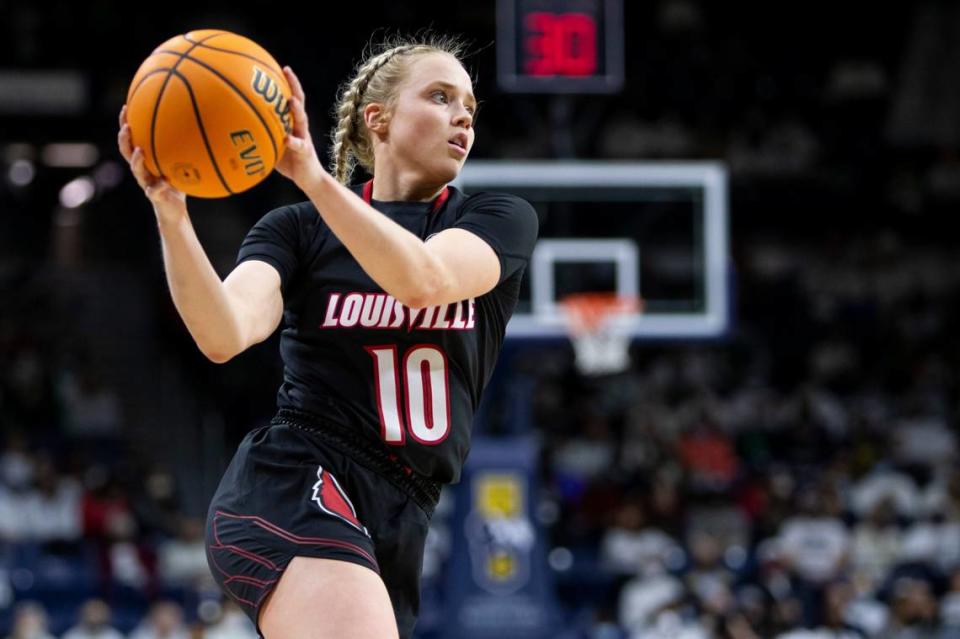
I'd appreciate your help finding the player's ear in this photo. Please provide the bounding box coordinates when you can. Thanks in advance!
[363,102,389,136]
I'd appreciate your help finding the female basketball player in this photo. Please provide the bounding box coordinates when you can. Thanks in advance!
[117,36,537,639]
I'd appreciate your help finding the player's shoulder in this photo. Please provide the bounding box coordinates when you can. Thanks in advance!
[457,188,532,211]
[243,200,325,249]
[453,189,536,226]
[255,199,319,227]
[458,188,537,223]
[280,199,320,217]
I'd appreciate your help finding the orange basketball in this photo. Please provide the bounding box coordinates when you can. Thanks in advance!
[125,29,292,198]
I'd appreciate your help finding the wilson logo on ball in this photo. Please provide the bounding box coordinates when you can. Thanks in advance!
[251,66,292,134]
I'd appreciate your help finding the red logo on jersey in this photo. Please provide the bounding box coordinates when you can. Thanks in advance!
[310,466,370,537]
[320,292,476,331]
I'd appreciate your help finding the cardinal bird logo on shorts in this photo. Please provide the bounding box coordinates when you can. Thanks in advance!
[311,466,370,537]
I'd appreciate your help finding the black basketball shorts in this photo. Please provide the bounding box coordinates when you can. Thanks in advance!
[204,410,441,639]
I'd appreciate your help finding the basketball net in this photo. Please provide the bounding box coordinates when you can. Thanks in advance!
[560,292,642,376]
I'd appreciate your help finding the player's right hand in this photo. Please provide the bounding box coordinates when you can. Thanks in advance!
[117,105,187,222]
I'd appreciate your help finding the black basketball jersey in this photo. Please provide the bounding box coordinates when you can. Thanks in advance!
[235,181,538,484]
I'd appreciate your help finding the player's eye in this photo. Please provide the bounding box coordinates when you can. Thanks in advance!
[431,90,448,104]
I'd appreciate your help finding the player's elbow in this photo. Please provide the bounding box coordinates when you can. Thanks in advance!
[196,308,256,364]
[198,337,245,364]
[202,347,237,364]
[397,289,435,311]
[399,269,454,310]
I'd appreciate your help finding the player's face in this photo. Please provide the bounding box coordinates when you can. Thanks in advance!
[385,53,476,184]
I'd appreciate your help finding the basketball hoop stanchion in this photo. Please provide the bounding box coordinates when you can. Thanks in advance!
[559,293,642,376]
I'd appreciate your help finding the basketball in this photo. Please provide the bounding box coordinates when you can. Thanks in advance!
[125,29,292,198]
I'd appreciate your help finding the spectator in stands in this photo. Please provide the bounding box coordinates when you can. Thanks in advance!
[850,498,903,592]
[677,419,740,495]
[157,516,213,589]
[82,469,154,592]
[890,411,956,471]
[850,465,919,521]
[683,530,736,618]
[922,468,960,523]
[22,453,83,547]
[202,601,258,639]
[778,486,851,582]
[879,577,939,638]
[819,579,868,637]
[940,567,960,638]
[777,484,851,626]
[105,513,154,592]
[553,412,617,484]
[647,468,686,538]
[81,470,133,542]
[62,599,124,639]
[128,600,190,639]
[728,584,778,638]
[619,572,706,638]
[132,466,182,540]
[0,431,34,491]
[898,507,960,575]
[747,467,797,545]
[5,601,55,639]
[59,360,122,440]
[0,479,26,542]
[601,495,680,577]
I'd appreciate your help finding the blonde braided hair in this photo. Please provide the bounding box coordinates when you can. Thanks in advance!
[329,34,468,184]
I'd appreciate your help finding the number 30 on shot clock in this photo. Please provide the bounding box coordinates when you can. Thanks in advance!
[497,0,624,93]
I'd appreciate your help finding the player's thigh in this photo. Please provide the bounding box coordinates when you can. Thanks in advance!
[259,556,398,639]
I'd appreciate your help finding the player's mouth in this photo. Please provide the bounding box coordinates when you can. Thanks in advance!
[448,133,468,157]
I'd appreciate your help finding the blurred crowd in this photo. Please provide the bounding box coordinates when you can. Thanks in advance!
[522,233,960,639]
[0,272,259,636]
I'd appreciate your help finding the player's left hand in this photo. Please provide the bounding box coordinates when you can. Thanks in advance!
[275,66,326,188]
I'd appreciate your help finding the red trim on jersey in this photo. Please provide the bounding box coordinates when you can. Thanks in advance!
[362,179,450,214]
[213,510,379,568]
[207,509,381,609]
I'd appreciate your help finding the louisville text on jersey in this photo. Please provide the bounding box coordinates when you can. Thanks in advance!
[320,292,476,331]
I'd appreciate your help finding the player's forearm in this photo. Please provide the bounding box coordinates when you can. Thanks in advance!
[156,214,247,362]
[302,173,450,308]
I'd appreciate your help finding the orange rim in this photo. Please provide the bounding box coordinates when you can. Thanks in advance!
[559,292,642,335]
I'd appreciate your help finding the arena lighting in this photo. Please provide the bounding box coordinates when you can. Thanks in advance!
[59,176,96,209]
[93,161,124,189]
[547,547,574,571]
[7,159,35,187]
[3,143,36,163]
[42,143,99,168]
[0,70,87,114]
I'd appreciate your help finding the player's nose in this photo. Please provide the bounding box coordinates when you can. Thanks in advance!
[453,105,473,129]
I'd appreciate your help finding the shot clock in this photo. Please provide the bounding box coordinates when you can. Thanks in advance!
[497,0,624,93]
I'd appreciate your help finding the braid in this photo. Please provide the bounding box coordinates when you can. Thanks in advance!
[357,45,416,97]
[330,46,415,184]
[328,35,469,185]
[329,80,363,185]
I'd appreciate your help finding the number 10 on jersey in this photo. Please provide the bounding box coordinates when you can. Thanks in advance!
[366,345,451,445]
